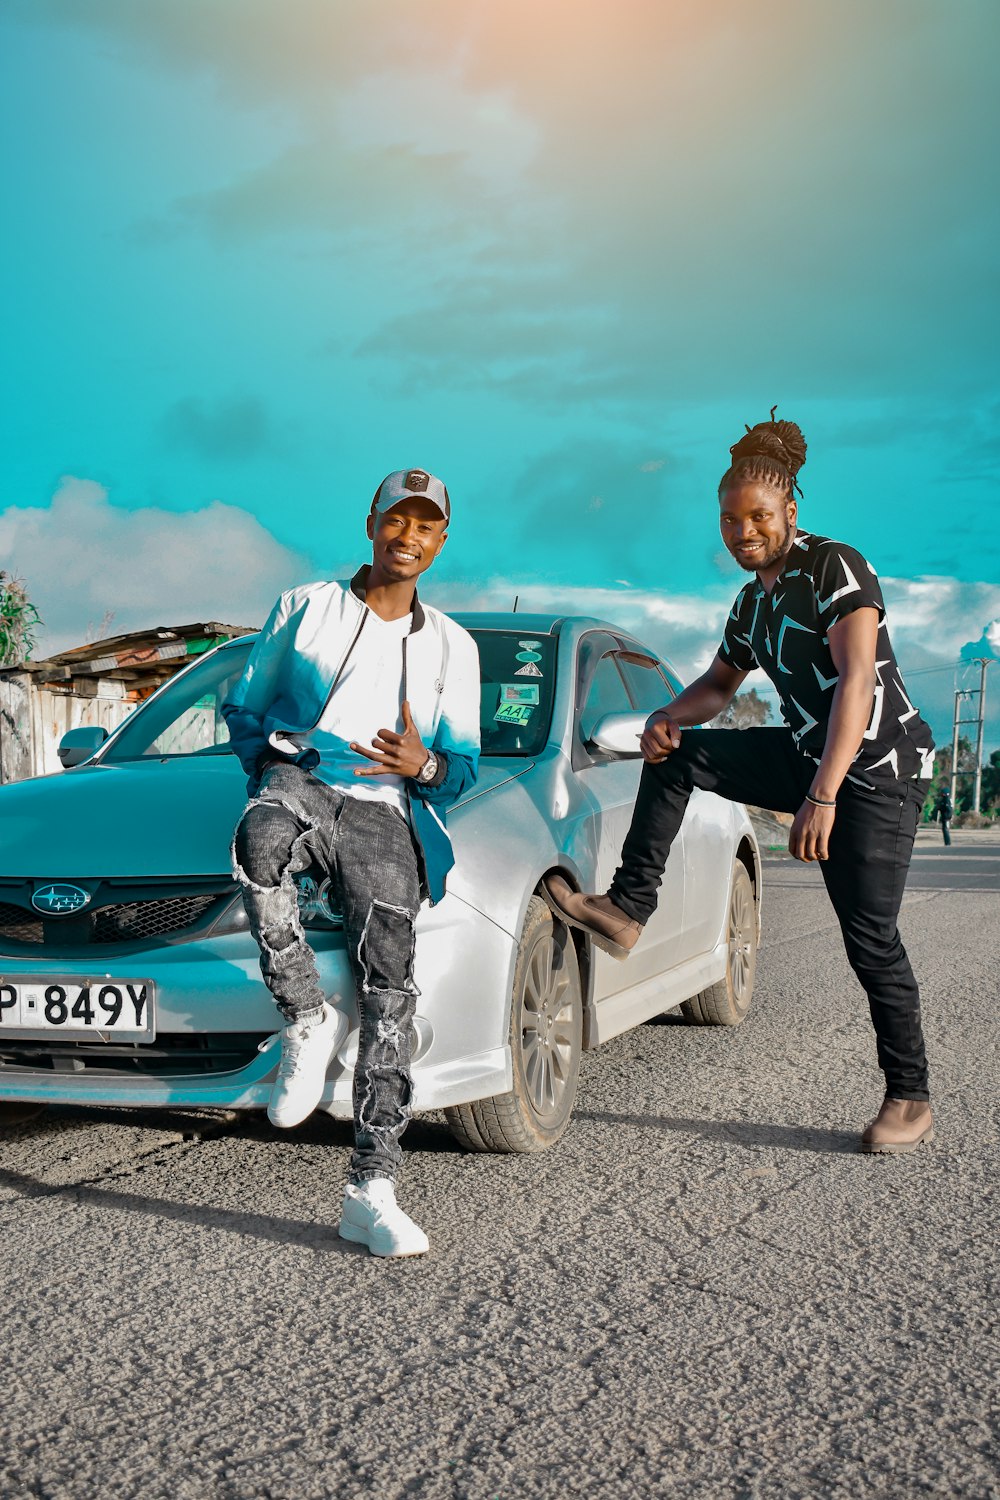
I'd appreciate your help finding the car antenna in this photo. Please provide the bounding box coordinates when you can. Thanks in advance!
[512,594,519,612]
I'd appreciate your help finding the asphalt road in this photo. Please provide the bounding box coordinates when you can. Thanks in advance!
[1,836,998,1500]
[908,844,1000,892]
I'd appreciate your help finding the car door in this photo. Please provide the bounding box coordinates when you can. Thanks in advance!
[620,648,736,964]
[572,634,685,1000]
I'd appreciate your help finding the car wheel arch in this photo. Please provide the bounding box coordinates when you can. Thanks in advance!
[444,891,585,1153]
[735,835,762,944]
[533,867,597,1051]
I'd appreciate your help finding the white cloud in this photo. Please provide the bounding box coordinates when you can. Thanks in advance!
[881,577,1000,657]
[0,478,311,656]
[877,581,1000,754]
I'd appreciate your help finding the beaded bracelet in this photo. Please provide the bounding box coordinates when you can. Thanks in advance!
[805,793,836,808]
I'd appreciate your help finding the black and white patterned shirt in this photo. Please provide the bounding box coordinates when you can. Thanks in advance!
[718,531,935,789]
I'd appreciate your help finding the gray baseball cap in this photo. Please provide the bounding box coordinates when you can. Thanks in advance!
[372,468,450,522]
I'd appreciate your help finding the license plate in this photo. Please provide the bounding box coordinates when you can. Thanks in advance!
[0,977,155,1040]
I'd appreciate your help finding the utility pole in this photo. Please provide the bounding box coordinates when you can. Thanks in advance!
[972,658,991,815]
[949,690,963,811]
[950,659,993,814]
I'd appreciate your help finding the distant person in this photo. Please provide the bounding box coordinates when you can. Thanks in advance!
[933,787,953,846]
[545,413,937,1155]
[223,470,480,1256]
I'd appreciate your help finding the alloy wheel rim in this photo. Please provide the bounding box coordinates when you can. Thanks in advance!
[728,875,756,1008]
[520,931,576,1119]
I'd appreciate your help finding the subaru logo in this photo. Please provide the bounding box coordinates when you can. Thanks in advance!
[31,883,92,916]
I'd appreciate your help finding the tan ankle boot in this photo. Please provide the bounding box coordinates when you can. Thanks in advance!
[542,875,643,960]
[860,1096,935,1154]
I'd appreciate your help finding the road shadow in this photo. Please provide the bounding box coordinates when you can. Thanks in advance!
[0,1164,373,1254]
[0,1108,462,1250]
[575,1109,859,1155]
[4,1103,460,1156]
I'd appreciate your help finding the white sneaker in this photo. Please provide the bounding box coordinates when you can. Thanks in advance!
[265,1002,346,1128]
[338,1178,429,1258]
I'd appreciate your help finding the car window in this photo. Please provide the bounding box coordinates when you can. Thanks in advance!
[618,652,675,714]
[578,652,632,743]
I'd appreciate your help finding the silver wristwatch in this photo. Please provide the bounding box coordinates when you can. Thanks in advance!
[417,751,439,784]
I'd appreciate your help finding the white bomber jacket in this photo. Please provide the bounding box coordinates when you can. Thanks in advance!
[222,567,480,904]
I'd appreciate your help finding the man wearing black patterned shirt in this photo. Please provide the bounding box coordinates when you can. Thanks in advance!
[545,415,936,1154]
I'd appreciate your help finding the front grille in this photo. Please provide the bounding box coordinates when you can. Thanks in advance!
[0,889,233,951]
[91,894,220,945]
[0,1032,267,1078]
[0,903,43,945]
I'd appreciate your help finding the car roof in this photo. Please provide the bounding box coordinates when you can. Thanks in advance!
[452,613,664,650]
[450,612,564,634]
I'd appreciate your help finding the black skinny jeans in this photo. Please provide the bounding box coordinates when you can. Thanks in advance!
[608,728,930,1100]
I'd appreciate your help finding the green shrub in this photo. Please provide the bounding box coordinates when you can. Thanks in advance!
[0,574,42,666]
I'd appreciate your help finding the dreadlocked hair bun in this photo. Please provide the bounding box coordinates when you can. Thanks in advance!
[719,407,807,499]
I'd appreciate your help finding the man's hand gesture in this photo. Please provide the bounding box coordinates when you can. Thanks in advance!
[640,711,682,764]
[350,700,430,779]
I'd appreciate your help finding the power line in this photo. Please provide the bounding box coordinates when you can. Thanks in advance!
[903,658,998,680]
[744,656,991,695]
[901,662,965,678]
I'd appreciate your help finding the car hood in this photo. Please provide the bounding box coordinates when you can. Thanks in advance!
[452,759,533,812]
[0,755,534,879]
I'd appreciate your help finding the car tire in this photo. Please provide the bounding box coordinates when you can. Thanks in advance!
[445,894,583,1154]
[680,862,757,1027]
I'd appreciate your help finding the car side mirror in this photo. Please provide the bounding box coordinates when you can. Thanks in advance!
[587,711,648,757]
[57,725,109,769]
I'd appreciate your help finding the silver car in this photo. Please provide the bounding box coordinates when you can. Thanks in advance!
[0,613,761,1152]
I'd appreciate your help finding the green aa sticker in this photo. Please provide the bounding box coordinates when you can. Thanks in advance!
[494,702,535,726]
[515,650,541,663]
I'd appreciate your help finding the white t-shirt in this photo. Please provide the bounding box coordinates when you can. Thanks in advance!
[293,609,412,815]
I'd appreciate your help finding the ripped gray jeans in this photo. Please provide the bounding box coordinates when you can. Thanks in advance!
[232,762,421,1182]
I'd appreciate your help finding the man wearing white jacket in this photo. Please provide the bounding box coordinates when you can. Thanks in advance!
[223,469,480,1257]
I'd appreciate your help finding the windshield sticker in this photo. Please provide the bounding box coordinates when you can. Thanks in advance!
[500,683,540,705]
[514,649,542,663]
[494,701,536,726]
[514,661,543,677]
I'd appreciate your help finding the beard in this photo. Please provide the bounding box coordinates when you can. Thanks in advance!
[732,519,793,572]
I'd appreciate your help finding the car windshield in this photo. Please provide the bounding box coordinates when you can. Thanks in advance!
[100,627,556,764]
[469,629,555,757]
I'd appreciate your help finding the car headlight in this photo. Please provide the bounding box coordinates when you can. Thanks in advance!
[208,893,250,937]
[211,872,344,937]
[293,872,344,930]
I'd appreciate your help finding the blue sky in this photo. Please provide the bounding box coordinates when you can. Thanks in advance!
[1,0,998,751]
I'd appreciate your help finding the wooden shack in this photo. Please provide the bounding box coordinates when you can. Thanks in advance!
[0,621,255,784]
